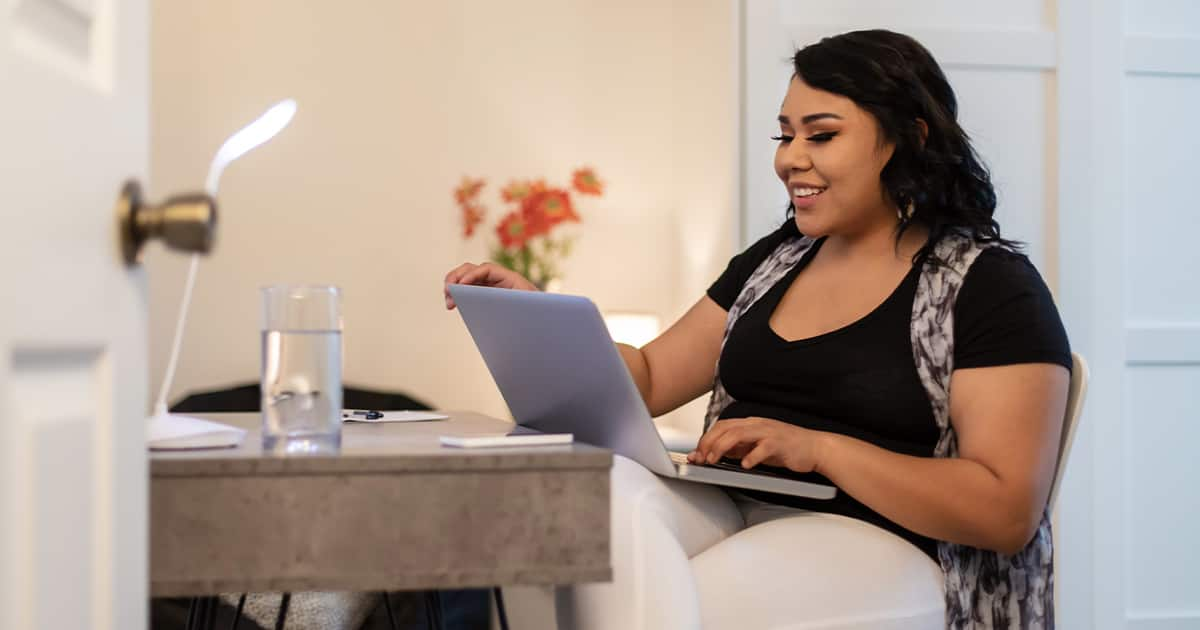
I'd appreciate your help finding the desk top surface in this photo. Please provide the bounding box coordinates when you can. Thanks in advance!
[151,411,611,477]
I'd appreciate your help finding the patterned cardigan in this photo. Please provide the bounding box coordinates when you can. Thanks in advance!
[703,232,1054,629]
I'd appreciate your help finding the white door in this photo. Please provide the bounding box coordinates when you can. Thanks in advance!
[1057,1,1200,628]
[0,1,149,629]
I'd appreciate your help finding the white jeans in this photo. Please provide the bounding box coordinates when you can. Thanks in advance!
[553,455,944,630]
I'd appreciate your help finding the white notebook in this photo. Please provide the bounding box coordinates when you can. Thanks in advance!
[440,433,573,448]
[147,413,246,450]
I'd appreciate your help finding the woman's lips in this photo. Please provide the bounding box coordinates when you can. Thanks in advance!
[793,188,824,209]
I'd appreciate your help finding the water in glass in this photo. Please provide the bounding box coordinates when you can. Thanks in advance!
[261,329,342,455]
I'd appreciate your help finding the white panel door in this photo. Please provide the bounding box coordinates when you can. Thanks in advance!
[1058,0,1200,627]
[0,1,149,629]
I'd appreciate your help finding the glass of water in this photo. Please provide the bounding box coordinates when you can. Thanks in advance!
[260,285,343,455]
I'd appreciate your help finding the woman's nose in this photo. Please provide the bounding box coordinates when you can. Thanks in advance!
[780,142,813,171]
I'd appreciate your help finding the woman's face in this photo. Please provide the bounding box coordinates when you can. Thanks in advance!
[774,77,896,237]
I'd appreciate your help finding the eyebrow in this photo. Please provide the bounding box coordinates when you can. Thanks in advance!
[777,113,844,126]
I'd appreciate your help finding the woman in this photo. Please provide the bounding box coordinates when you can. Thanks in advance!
[445,30,1069,629]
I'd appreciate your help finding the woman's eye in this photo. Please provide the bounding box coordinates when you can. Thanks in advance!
[806,132,838,143]
[770,135,794,143]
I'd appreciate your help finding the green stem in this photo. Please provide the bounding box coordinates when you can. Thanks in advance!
[519,244,533,282]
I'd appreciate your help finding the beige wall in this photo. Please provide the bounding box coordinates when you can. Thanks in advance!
[148,0,737,422]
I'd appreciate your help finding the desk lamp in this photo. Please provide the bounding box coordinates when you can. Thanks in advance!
[147,99,297,449]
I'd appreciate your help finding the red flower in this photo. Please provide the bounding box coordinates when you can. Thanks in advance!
[521,187,579,237]
[571,168,603,195]
[461,203,485,238]
[496,210,529,249]
[456,170,597,262]
[454,177,485,205]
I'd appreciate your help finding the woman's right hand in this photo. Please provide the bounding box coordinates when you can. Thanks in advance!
[443,262,538,310]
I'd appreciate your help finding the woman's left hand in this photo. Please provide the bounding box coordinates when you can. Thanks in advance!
[688,417,827,474]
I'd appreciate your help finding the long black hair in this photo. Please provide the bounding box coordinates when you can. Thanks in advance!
[790,29,1020,262]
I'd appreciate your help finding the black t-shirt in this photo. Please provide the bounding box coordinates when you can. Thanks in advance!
[706,221,1071,560]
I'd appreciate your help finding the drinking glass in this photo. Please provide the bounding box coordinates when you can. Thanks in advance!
[260,285,343,455]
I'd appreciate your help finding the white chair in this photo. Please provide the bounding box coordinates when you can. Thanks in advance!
[532,353,1090,630]
[691,353,1089,629]
[1049,352,1089,509]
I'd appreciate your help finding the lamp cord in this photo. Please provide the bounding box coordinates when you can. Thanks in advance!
[152,252,200,417]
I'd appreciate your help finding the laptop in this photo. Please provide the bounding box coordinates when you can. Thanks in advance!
[448,284,836,500]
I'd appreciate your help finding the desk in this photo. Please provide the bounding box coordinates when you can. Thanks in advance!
[150,412,611,597]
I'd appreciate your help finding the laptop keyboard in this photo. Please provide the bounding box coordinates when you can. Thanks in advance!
[670,451,754,474]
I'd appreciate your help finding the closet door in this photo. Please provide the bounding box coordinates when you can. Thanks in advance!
[1058,0,1200,628]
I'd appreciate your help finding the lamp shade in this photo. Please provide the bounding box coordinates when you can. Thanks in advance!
[603,312,661,348]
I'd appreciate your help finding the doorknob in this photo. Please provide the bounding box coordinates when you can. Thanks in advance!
[117,179,217,266]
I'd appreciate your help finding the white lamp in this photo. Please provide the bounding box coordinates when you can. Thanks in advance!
[147,99,298,450]
[603,310,704,451]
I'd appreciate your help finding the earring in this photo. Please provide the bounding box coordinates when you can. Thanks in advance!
[898,200,914,224]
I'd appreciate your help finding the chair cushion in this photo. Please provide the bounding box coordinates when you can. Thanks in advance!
[692,512,943,630]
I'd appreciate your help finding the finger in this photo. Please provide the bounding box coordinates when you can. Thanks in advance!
[688,443,742,463]
[444,262,478,286]
[444,263,480,309]
[697,417,772,461]
[707,429,758,464]
[459,263,506,287]
[444,277,462,310]
[740,442,772,470]
[696,419,751,462]
[694,421,730,458]
[723,444,752,459]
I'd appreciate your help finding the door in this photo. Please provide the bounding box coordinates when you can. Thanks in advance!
[0,1,149,629]
[1057,0,1200,628]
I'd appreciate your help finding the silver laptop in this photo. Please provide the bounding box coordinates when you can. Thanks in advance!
[449,284,836,500]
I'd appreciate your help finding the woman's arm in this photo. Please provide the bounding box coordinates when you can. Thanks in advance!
[617,296,727,417]
[821,363,1068,553]
[694,362,1069,554]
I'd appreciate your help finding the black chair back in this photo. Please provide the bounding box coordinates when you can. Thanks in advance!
[170,383,433,413]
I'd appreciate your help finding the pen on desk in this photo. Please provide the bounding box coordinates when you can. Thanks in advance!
[346,410,383,420]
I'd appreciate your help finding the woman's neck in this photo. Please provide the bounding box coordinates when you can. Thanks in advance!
[819,217,929,266]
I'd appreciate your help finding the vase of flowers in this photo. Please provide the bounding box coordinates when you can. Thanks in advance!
[453,167,603,290]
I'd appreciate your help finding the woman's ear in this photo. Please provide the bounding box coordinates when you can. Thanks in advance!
[916,118,929,147]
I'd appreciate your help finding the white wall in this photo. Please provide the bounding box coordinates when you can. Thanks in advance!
[148,0,737,425]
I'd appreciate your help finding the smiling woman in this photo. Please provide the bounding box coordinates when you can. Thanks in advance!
[695,30,1070,630]
[779,29,1018,264]
[445,29,1070,630]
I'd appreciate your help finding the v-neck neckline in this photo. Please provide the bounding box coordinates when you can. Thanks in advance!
[761,239,921,346]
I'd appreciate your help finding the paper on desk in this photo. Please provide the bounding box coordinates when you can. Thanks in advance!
[342,410,449,423]
[147,413,246,450]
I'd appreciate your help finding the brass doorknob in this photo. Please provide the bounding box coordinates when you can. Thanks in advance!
[117,180,217,265]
